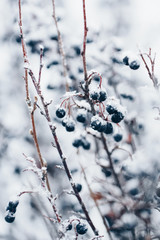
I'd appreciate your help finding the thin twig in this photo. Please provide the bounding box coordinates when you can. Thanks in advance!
[38,46,44,87]
[81,165,113,240]
[18,0,30,104]
[51,0,69,92]
[82,0,88,82]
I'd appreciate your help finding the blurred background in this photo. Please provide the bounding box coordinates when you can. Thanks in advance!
[1,0,160,239]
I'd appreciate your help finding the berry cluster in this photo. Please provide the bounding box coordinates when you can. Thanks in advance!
[66,222,88,235]
[123,55,140,70]
[5,200,19,223]
[72,136,91,150]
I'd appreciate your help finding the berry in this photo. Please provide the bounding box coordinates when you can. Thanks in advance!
[129,188,139,196]
[62,118,67,127]
[98,90,107,102]
[72,139,82,148]
[66,224,72,231]
[5,213,15,223]
[73,46,81,56]
[90,91,99,101]
[56,108,66,118]
[97,123,106,132]
[113,133,123,142]
[102,168,112,177]
[123,56,129,66]
[90,118,102,131]
[6,200,19,213]
[93,75,100,82]
[111,112,124,123]
[156,187,160,197]
[106,105,117,115]
[104,122,113,134]
[65,121,75,132]
[129,60,140,70]
[81,139,91,150]
[76,223,88,235]
[76,113,86,123]
[75,183,82,192]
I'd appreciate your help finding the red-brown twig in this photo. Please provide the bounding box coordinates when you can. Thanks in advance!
[18,0,30,104]
[51,0,69,92]
[82,0,88,82]
[139,48,158,89]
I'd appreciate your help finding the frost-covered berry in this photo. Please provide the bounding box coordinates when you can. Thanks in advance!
[129,60,140,70]
[106,105,117,115]
[6,200,19,213]
[81,139,91,150]
[104,122,113,134]
[97,123,106,133]
[90,91,99,101]
[90,117,102,131]
[102,168,112,177]
[113,133,123,142]
[56,108,66,118]
[111,112,124,123]
[5,213,15,223]
[98,90,107,102]
[75,183,82,193]
[72,139,82,148]
[76,223,88,235]
[123,56,129,66]
[66,224,72,231]
[76,113,86,123]
[62,118,67,127]
[65,120,75,132]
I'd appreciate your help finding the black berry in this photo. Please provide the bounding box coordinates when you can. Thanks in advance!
[156,187,160,197]
[91,118,102,131]
[97,123,106,132]
[81,139,91,150]
[129,60,140,70]
[129,188,139,196]
[66,224,72,231]
[104,122,113,134]
[106,105,117,115]
[98,90,107,102]
[62,118,67,127]
[93,75,100,82]
[6,200,19,213]
[56,108,66,118]
[76,223,88,235]
[102,168,112,177]
[123,56,129,66]
[76,113,86,123]
[72,139,82,148]
[5,213,15,223]
[75,183,82,192]
[90,91,99,101]
[113,133,123,142]
[111,112,124,123]
[65,121,75,132]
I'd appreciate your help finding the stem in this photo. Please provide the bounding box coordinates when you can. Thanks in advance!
[81,166,113,240]
[82,0,88,82]
[100,133,124,196]
[51,0,69,92]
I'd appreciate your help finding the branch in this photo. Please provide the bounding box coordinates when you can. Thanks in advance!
[51,0,69,92]
[82,0,88,82]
